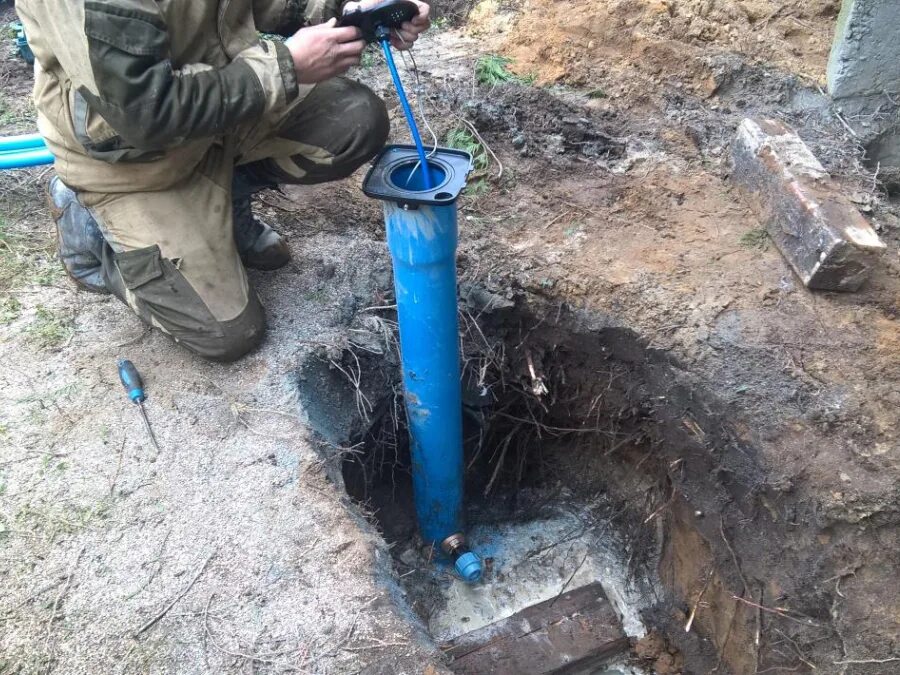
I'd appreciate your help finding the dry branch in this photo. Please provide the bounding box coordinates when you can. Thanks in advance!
[134,549,216,637]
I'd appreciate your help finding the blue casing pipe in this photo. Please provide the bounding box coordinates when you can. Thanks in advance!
[0,146,54,170]
[385,201,464,545]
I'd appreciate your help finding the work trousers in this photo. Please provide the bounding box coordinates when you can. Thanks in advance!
[53,78,389,361]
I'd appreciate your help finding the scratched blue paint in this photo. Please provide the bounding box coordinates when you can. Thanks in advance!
[385,200,464,546]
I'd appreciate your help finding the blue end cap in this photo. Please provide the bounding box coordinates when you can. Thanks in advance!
[455,552,483,583]
[129,389,145,403]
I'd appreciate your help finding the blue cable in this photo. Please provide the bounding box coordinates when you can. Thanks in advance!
[380,37,434,191]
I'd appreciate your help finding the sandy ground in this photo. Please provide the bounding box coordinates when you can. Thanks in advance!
[2,1,900,673]
[0,198,440,672]
[497,0,840,90]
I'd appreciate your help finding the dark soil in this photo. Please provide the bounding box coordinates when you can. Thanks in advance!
[311,26,900,674]
[463,86,627,161]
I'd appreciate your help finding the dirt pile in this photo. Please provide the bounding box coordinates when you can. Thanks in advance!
[462,86,626,160]
[634,632,684,674]
[498,0,840,97]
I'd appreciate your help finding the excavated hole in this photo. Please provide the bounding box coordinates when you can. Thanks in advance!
[299,295,733,673]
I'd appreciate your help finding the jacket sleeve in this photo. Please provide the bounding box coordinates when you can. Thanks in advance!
[253,0,347,34]
[72,1,300,151]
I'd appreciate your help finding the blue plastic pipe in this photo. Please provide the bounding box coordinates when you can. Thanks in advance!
[0,146,54,170]
[380,38,434,191]
[0,133,46,152]
[384,195,481,583]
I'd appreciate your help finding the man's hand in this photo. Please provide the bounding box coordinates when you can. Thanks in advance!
[343,1,431,50]
[285,19,366,84]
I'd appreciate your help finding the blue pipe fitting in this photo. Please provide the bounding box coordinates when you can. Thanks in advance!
[442,533,482,583]
[363,145,483,583]
[11,22,35,65]
[455,552,483,583]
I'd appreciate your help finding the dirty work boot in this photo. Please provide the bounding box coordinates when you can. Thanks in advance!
[49,176,109,294]
[232,195,292,271]
[232,166,291,271]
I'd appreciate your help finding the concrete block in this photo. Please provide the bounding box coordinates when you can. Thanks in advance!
[732,118,886,292]
[827,0,900,171]
[828,0,900,101]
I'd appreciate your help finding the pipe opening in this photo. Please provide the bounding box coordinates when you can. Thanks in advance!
[297,283,775,673]
[388,160,448,193]
[311,297,700,673]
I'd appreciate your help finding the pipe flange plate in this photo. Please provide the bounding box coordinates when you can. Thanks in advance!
[362,144,473,208]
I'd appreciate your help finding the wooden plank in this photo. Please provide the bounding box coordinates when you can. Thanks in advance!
[442,582,629,674]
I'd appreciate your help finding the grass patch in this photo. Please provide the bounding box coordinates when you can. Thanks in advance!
[445,127,491,196]
[466,178,490,196]
[0,215,27,290]
[0,212,63,292]
[740,228,770,250]
[25,305,72,350]
[41,453,69,475]
[0,91,36,129]
[17,382,80,405]
[587,88,607,99]
[445,127,489,174]
[303,288,329,304]
[360,47,380,69]
[475,55,534,86]
[0,214,14,248]
[0,296,21,324]
[0,93,15,128]
[10,498,111,544]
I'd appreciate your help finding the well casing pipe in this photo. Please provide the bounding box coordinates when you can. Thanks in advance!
[385,201,465,543]
[363,146,483,583]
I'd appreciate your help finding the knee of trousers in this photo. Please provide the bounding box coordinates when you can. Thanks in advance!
[182,292,267,363]
[360,89,391,155]
[337,84,391,175]
[104,245,267,362]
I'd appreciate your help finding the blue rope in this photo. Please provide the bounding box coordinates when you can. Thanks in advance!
[380,38,433,191]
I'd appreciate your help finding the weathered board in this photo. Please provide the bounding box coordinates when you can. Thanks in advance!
[443,582,630,674]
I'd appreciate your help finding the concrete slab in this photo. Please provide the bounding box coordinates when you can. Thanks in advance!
[421,513,649,644]
[731,117,886,291]
[827,0,900,101]
[828,0,900,169]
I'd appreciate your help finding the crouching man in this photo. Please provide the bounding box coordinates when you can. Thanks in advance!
[16,0,430,360]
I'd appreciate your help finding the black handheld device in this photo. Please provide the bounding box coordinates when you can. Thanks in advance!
[339,0,420,43]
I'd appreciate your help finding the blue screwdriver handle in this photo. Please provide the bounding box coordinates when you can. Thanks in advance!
[117,359,146,404]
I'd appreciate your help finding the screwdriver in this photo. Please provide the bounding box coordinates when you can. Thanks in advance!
[117,359,162,453]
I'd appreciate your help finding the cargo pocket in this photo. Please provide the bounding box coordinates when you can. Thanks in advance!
[77,1,172,162]
[114,245,224,340]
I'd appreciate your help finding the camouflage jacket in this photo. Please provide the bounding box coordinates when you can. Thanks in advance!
[17,0,343,189]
